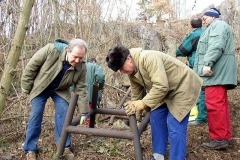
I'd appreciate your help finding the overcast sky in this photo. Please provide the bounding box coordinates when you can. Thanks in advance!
[102,0,226,21]
[190,0,225,15]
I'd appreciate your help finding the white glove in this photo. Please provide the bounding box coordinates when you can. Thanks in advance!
[80,113,89,124]
[202,66,213,76]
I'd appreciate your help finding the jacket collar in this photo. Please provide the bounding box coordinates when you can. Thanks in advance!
[129,48,143,77]
[129,48,143,68]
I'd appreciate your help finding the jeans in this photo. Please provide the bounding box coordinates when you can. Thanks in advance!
[23,90,71,152]
[150,103,189,160]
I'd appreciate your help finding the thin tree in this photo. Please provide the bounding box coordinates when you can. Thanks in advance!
[0,0,35,117]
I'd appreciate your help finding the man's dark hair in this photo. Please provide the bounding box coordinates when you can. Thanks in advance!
[105,44,130,72]
[191,17,202,28]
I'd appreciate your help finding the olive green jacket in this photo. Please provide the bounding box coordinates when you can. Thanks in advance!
[129,48,203,122]
[21,43,89,113]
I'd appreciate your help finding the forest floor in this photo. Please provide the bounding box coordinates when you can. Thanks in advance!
[0,86,239,160]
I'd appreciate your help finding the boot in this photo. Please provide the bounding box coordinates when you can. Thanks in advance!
[188,120,206,126]
[201,140,229,150]
[26,151,37,160]
[64,148,74,160]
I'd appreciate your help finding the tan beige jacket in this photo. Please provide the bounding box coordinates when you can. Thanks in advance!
[129,48,202,122]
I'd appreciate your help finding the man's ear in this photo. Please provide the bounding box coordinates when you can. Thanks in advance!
[130,57,135,64]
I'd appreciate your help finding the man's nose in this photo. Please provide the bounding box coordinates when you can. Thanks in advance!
[75,58,80,63]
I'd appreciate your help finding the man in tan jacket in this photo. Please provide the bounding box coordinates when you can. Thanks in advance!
[106,45,202,160]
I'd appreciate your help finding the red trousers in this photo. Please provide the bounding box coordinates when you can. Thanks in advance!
[205,85,232,140]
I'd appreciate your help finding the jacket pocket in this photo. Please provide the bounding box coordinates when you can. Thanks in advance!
[197,39,208,54]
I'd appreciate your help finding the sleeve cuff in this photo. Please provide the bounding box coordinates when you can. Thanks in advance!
[204,62,213,67]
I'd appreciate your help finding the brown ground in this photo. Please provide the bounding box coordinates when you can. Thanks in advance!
[0,86,239,160]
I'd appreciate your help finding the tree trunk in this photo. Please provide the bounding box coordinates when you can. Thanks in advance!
[0,0,35,117]
[53,0,60,39]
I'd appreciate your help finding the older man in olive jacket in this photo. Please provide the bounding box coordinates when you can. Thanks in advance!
[106,45,202,160]
[194,8,237,150]
[21,39,89,160]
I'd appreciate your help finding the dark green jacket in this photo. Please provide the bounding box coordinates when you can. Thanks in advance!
[86,62,105,103]
[21,42,89,113]
[176,28,202,68]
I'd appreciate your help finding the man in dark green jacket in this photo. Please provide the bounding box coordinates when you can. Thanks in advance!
[86,58,105,108]
[176,17,207,126]
[176,16,202,69]
[21,39,89,160]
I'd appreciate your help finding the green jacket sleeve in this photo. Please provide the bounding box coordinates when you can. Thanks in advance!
[75,64,89,114]
[21,44,51,93]
[94,65,105,89]
[176,33,193,57]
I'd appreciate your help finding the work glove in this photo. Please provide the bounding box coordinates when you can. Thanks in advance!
[124,100,147,116]
[80,113,89,125]
[135,110,143,121]
[202,66,213,76]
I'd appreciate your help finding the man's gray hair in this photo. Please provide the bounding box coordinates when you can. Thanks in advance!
[68,38,88,54]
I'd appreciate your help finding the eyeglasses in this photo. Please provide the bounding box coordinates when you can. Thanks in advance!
[202,17,208,21]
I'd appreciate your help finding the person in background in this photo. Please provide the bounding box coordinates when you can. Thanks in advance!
[86,57,105,108]
[21,39,89,160]
[106,44,202,160]
[176,16,202,69]
[176,17,207,126]
[194,8,237,150]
